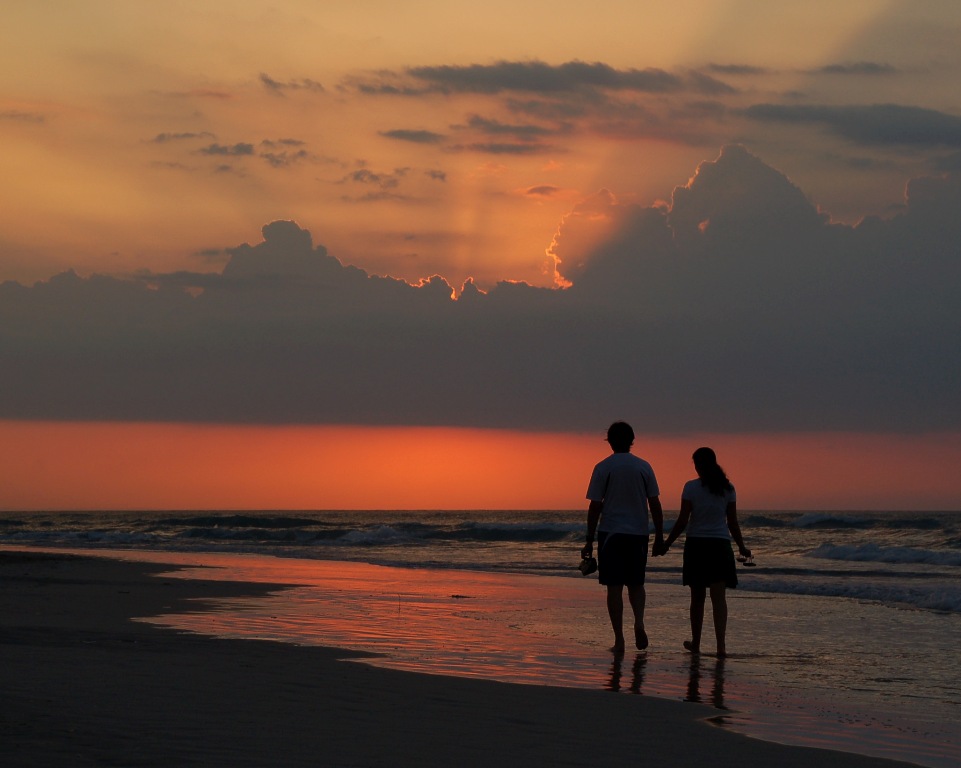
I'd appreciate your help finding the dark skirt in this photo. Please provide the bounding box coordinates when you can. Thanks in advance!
[682,537,737,589]
[597,532,649,586]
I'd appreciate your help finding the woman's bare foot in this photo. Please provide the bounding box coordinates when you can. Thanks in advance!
[635,624,649,650]
[683,640,700,654]
[610,642,626,655]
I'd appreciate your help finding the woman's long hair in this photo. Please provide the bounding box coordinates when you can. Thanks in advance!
[693,447,733,496]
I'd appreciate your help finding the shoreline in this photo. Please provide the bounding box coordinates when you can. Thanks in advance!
[0,549,920,768]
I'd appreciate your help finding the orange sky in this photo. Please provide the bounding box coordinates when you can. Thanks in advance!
[4,5,961,514]
[3,2,959,286]
[1,421,958,511]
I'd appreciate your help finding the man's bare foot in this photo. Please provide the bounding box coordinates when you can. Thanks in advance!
[716,648,727,658]
[635,625,649,650]
[610,642,626,655]
[683,640,700,654]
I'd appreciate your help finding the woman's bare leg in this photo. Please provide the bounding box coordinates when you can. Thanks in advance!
[709,582,728,657]
[685,586,706,653]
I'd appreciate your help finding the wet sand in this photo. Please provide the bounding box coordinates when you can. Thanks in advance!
[0,550,917,768]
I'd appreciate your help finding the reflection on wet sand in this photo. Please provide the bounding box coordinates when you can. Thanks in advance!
[605,653,647,694]
[685,655,727,710]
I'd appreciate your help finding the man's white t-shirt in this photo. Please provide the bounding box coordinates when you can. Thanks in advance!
[681,479,736,539]
[586,452,659,536]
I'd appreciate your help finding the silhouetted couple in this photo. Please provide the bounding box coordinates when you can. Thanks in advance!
[582,422,750,657]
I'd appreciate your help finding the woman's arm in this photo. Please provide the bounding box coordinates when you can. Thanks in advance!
[726,501,751,557]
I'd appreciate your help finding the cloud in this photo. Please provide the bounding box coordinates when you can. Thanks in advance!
[351,60,734,97]
[342,167,410,188]
[815,62,898,76]
[336,167,416,201]
[448,142,553,155]
[380,129,445,144]
[935,152,961,172]
[743,103,961,147]
[199,142,256,156]
[156,89,232,100]
[442,114,562,153]
[258,139,313,167]
[0,110,45,123]
[707,63,772,76]
[260,149,312,168]
[526,185,560,197]
[260,72,325,95]
[343,59,961,164]
[684,70,738,96]
[410,61,679,93]
[2,146,958,434]
[156,135,317,168]
[151,132,216,143]
[346,60,746,152]
[455,114,559,140]
[192,248,228,263]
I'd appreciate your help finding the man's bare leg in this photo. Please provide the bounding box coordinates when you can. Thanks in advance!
[685,586,707,653]
[709,582,728,657]
[627,584,648,649]
[606,584,626,653]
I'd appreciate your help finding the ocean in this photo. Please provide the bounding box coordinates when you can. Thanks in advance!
[2,508,959,767]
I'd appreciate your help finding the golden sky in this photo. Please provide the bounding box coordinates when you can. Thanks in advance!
[2,2,961,510]
[4,1,960,286]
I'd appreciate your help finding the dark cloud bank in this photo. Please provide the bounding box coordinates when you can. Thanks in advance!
[2,146,959,433]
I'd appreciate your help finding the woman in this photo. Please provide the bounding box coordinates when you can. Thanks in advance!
[660,447,750,657]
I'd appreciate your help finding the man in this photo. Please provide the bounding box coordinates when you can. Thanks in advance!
[582,421,664,654]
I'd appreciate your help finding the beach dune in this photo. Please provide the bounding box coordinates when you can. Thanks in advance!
[0,551,914,767]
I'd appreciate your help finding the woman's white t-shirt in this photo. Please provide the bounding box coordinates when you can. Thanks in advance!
[682,479,735,539]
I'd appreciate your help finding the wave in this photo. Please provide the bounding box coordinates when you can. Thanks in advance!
[339,525,413,545]
[0,517,583,551]
[741,577,961,613]
[742,514,790,528]
[433,521,579,543]
[807,543,961,567]
[788,512,952,531]
[791,513,876,529]
[156,514,322,530]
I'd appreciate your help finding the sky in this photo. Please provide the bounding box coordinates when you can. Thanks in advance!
[2,1,960,510]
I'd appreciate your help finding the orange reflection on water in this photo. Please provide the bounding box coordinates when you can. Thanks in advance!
[125,550,616,687]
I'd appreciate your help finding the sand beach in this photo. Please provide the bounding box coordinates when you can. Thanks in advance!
[0,550,922,768]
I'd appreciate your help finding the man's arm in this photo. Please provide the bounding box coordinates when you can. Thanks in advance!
[582,500,603,558]
[663,498,691,550]
[648,495,664,551]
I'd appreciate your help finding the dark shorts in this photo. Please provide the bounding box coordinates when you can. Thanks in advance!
[682,537,738,589]
[597,532,649,586]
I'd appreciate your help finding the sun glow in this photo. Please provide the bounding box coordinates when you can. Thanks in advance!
[1,421,959,511]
